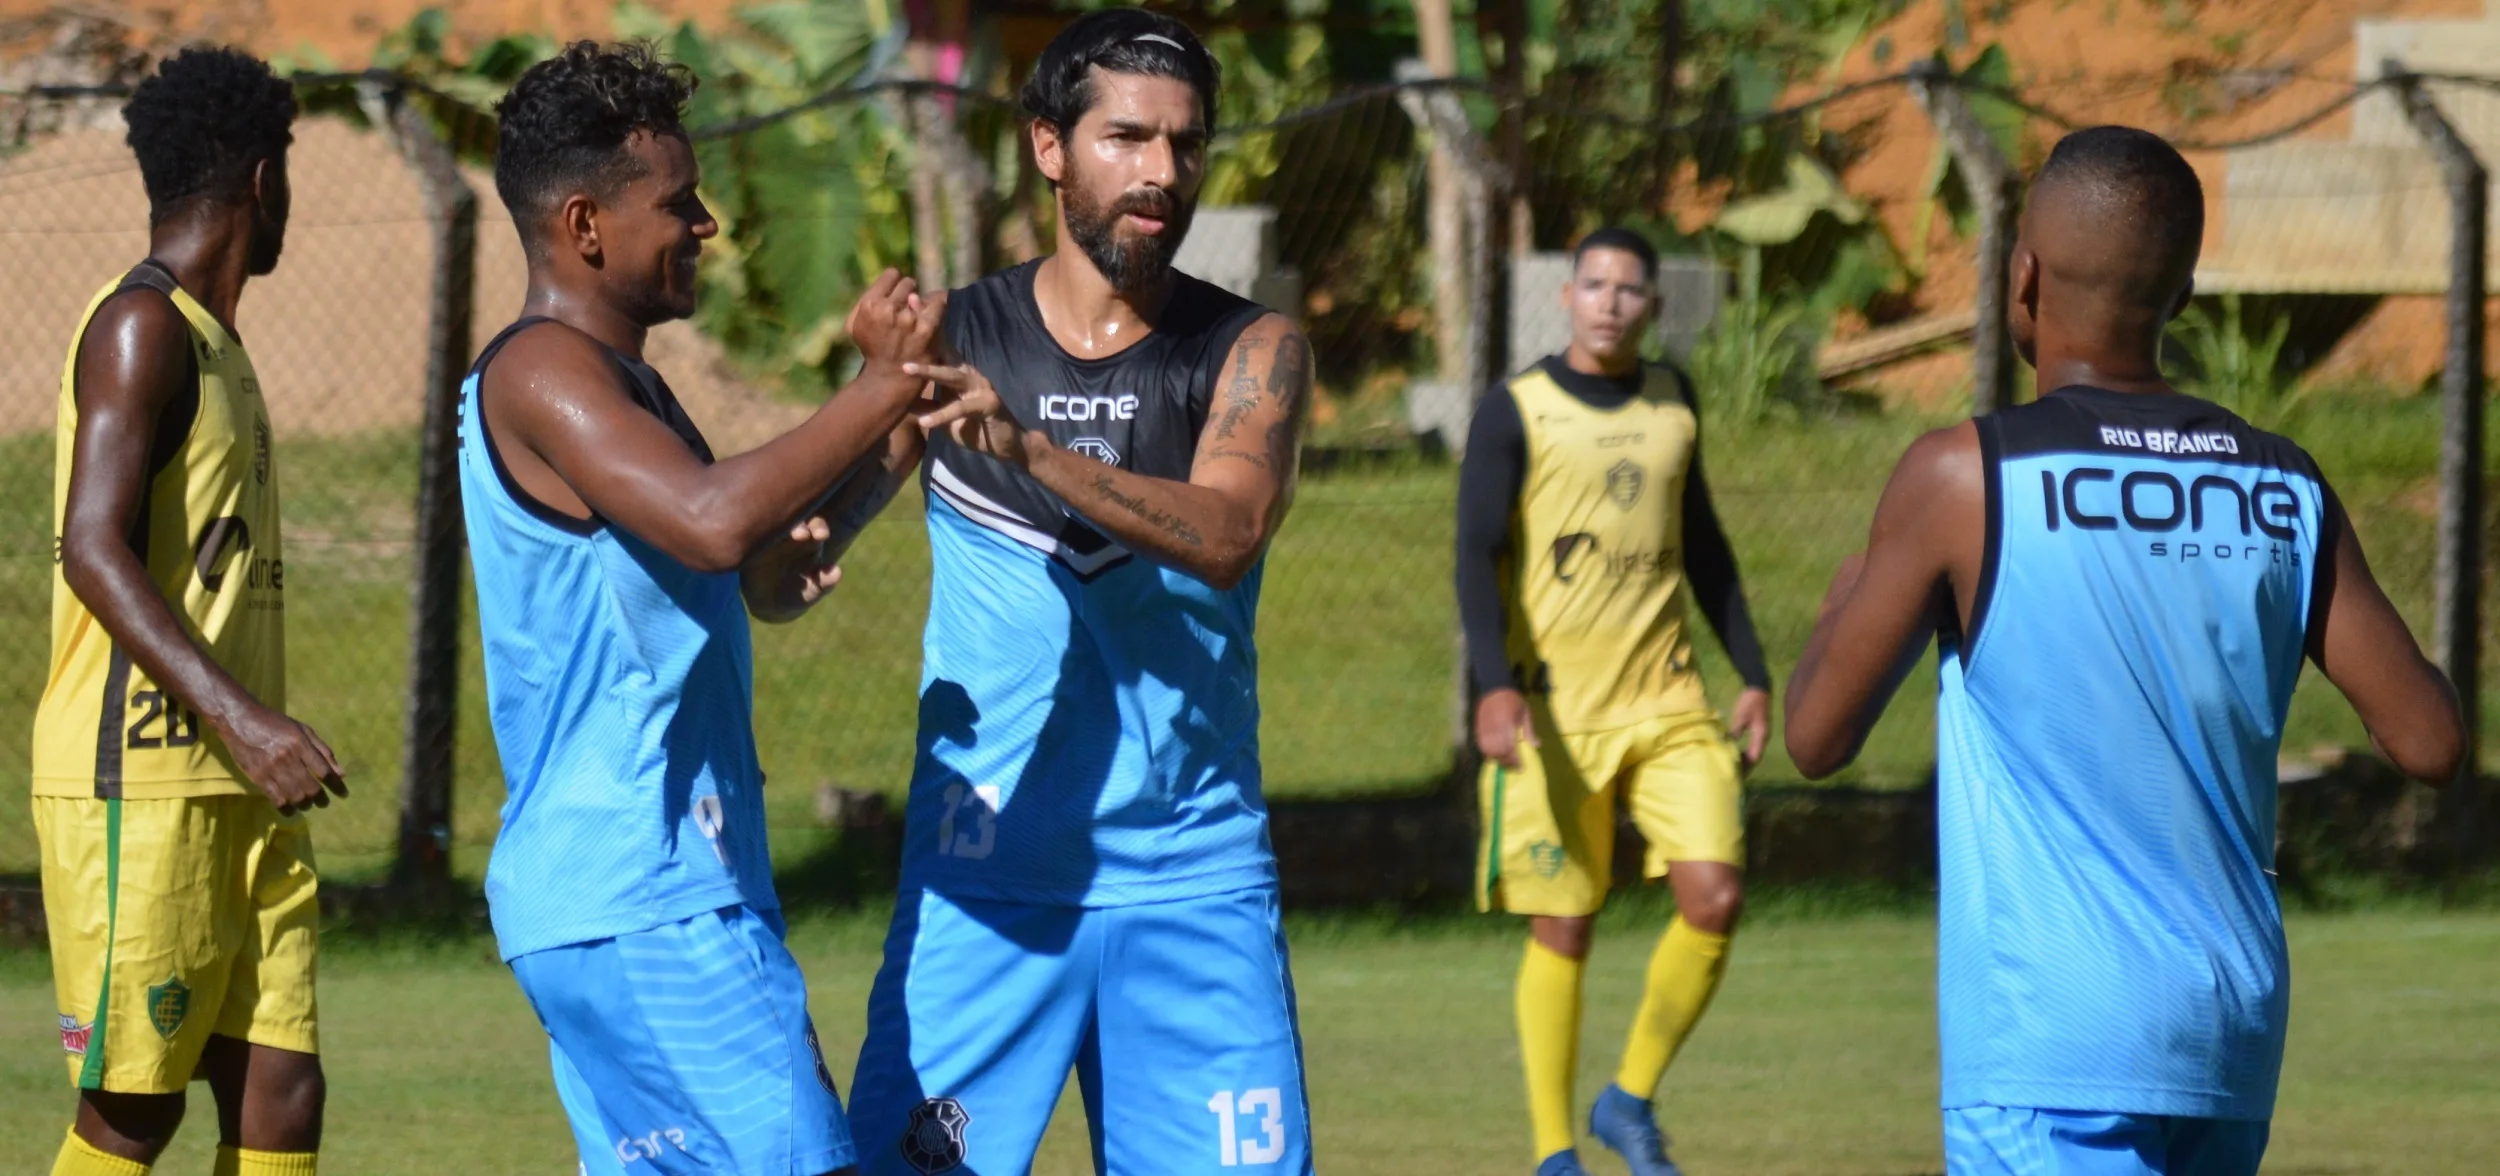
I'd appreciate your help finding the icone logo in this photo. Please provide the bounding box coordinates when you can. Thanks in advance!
[1069,438,1121,467]
[2041,467,2308,565]
[1039,394,1137,422]
[2040,467,2301,539]
[615,1127,689,1164]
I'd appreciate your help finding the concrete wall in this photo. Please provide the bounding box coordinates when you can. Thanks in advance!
[2205,3,2500,294]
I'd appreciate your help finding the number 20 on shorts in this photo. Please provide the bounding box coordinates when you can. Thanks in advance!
[1207,1088,1287,1166]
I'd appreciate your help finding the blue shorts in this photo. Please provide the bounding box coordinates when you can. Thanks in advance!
[509,904,854,1176]
[1945,1107,2269,1176]
[848,886,1313,1176]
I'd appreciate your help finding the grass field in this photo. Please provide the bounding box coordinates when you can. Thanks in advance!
[2,900,2495,1174]
[0,389,2478,880]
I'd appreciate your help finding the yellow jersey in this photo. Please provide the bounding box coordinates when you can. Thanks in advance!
[34,262,285,799]
[1500,361,1705,732]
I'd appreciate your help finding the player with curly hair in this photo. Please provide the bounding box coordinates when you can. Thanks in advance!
[34,45,338,1176]
[463,41,941,1176]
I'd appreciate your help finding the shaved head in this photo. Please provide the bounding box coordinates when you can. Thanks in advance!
[2011,126,2205,379]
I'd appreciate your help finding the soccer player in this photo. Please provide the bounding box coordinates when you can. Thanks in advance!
[845,10,1316,1174]
[1457,227,1773,1176]
[34,48,340,1176]
[462,43,939,1175]
[1785,127,2465,1176]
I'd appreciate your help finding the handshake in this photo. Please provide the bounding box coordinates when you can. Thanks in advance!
[847,268,1029,467]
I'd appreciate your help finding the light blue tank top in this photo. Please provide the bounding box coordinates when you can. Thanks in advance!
[904,267,1278,906]
[457,318,776,960]
[1936,386,2329,1120]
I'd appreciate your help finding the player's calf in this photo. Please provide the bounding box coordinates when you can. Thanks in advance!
[203,1037,324,1153]
[64,1089,185,1168]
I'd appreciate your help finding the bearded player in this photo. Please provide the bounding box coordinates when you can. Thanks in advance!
[1786,127,2464,1174]
[462,43,937,1175]
[847,10,1316,1174]
[36,48,342,1176]
[1459,228,1771,1176]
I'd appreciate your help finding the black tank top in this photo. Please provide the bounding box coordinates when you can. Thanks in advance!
[925,259,1267,577]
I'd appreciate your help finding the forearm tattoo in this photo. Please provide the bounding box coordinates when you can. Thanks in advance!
[1091,473,1204,548]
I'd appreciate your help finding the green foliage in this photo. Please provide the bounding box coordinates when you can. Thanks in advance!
[2168,294,2303,425]
[632,0,914,393]
[1684,248,1817,424]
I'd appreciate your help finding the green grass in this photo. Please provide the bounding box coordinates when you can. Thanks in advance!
[1,905,2494,1173]
[0,390,2481,882]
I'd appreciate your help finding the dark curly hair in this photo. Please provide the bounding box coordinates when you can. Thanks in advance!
[494,41,696,257]
[1020,8,1218,133]
[121,47,297,226]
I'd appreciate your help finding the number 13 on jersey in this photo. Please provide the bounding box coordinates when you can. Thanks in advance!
[1207,1087,1287,1166]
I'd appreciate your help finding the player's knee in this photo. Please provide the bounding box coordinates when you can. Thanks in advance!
[78,1090,186,1158]
[1531,914,1597,959]
[264,1058,327,1143]
[1680,876,1744,935]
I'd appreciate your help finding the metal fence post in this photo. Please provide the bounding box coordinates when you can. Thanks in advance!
[382,87,477,894]
[1397,65,1515,772]
[1910,61,2019,416]
[2394,67,2486,868]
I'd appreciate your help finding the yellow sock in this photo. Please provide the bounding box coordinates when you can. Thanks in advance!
[1614,916,1733,1100]
[1516,936,1587,1160]
[51,1129,150,1176]
[213,1147,316,1176]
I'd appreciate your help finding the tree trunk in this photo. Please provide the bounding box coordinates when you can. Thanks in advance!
[1479,0,1532,255]
[1413,0,1470,385]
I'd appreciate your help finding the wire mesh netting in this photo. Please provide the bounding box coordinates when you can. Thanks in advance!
[0,64,2489,882]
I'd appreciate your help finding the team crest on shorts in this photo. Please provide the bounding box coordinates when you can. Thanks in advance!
[901,1097,971,1174]
[146,976,190,1040]
[58,1014,91,1056]
[1529,839,1568,878]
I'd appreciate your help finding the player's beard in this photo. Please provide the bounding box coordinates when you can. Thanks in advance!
[1061,170,1194,294]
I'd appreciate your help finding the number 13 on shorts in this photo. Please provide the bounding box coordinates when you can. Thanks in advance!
[1208,1087,1288,1166]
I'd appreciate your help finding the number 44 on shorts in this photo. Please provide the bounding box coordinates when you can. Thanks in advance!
[1207,1088,1287,1167]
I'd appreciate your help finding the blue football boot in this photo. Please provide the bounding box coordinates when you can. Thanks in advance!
[1589,1082,1685,1176]
[1536,1148,1590,1176]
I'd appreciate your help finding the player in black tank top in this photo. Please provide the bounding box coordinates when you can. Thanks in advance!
[846,13,1324,1176]
[925,257,1268,576]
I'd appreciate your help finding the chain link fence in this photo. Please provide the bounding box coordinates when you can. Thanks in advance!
[1,61,2491,883]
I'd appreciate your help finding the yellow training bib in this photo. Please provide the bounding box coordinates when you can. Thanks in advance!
[1501,362,1704,732]
[33,262,285,798]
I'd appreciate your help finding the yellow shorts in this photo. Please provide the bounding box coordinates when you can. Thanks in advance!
[1476,708,1743,917]
[36,793,320,1093]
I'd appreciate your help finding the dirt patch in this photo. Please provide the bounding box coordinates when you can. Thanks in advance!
[0,0,744,66]
[0,117,806,452]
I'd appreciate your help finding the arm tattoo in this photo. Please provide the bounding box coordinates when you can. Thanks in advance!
[1212,325,1270,442]
[1205,447,1273,470]
[1091,473,1204,548]
[1263,334,1313,472]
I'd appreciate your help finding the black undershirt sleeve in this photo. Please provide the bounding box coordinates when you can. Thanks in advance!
[1679,396,1774,691]
[1455,382,1527,694]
